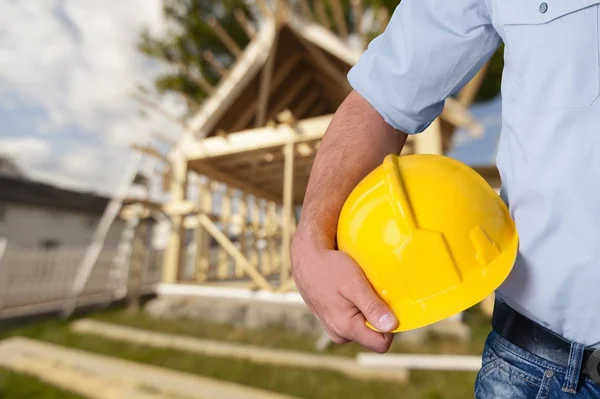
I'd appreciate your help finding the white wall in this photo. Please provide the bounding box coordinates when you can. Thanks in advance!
[0,202,124,249]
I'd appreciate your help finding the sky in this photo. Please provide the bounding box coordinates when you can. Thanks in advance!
[0,1,502,198]
[0,0,183,196]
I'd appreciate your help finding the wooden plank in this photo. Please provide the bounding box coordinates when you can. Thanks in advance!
[72,320,408,382]
[414,118,443,155]
[208,17,242,57]
[298,0,313,19]
[255,0,274,19]
[255,26,280,127]
[287,14,361,66]
[197,214,273,291]
[281,142,295,285]
[300,40,352,92]
[195,180,213,282]
[266,73,313,121]
[266,202,280,274]
[351,0,366,49]
[185,114,333,161]
[458,61,489,106]
[441,97,484,137]
[331,0,349,39]
[190,161,280,203]
[0,337,296,399]
[237,195,249,278]
[203,50,228,77]
[185,20,276,138]
[130,144,169,163]
[314,0,331,29]
[234,9,257,39]
[230,52,303,132]
[162,156,187,284]
[376,7,390,32]
[293,90,321,119]
[218,188,233,279]
[249,196,261,270]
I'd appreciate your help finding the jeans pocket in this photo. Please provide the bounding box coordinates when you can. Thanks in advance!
[475,349,543,398]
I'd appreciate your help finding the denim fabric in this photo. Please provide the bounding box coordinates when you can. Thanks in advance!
[475,331,600,398]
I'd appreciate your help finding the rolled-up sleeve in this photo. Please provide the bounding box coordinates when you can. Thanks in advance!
[348,0,501,134]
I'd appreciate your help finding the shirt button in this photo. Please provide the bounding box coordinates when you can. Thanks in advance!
[539,2,548,13]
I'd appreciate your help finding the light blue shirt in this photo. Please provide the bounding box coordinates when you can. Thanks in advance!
[348,0,600,347]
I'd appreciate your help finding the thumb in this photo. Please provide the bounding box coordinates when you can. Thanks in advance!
[348,278,398,332]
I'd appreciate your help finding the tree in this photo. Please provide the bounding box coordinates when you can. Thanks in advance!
[138,0,502,119]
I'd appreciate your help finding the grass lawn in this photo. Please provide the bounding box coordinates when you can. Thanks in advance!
[0,306,491,399]
[0,368,82,399]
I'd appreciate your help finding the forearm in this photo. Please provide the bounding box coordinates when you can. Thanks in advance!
[295,91,407,250]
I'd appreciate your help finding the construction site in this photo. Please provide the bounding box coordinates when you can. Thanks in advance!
[0,0,502,397]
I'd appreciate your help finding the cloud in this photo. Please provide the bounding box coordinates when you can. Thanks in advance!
[0,136,51,160]
[0,1,183,195]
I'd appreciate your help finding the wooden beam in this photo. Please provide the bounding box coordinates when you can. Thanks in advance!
[414,118,443,155]
[188,71,215,95]
[194,180,212,282]
[458,61,489,106]
[314,0,331,30]
[186,114,334,161]
[185,21,277,138]
[202,50,228,77]
[130,144,169,164]
[281,142,295,285]
[376,7,390,33]
[249,196,261,270]
[190,160,281,203]
[197,213,273,290]
[255,27,280,127]
[293,90,321,119]
[307,99,328,117]
[331,0,349,39]
[237,195,248,278]
[266,73,312,121]
[313,74,348,103]
[255,0,274,19]
[442,97,484,137]
[162,155,188,284]
[218,188,233,279]
[351,0,366,49]
[298,0,313,19]
[266,202,279,275]
[287,13,361,66]
[230,52,303,132]
[234,9,256,39]
[207,16,243,57]
[300,40,352,92]
[130,92,184,127]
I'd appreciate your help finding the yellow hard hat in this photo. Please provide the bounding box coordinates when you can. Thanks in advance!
[336,154,518,332]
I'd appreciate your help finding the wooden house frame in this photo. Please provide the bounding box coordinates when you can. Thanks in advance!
[128,0,500,294]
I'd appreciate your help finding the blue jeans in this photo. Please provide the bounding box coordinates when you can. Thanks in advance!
[475,331,600,398]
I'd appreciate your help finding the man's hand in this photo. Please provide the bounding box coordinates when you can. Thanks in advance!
[291,233,398,353]
[291,91,407,353]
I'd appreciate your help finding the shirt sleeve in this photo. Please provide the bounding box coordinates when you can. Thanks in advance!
[347,0,501,134]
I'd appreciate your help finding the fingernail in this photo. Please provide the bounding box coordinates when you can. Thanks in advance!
[377,312,397,331]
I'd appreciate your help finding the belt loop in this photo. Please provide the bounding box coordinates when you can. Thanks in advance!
[562,341,585,394]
